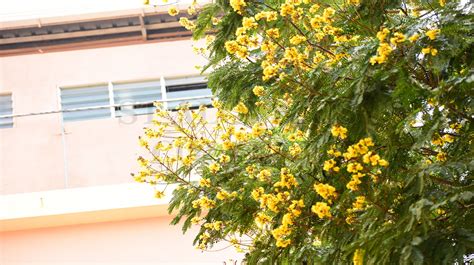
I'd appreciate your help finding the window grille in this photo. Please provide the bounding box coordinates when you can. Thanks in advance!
[165,76,212,110]
[60,84,111,122]
[0,93,13,128]
[113,80,162,117]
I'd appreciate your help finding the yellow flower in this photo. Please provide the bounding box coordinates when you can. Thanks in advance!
[347,162,363,173]
[439,0,446,6]
[323,159,340,172]
[168,6,179,16]
[191,216,201,224]
[422,46,438,56]
[353,249,364,265]
[390,32,406,45]
[347,0,360,5]
[253,86,265,96]
[425,29,440,40]
[442,134,454,143]
[251,122,266,137]
[216,190,231,200]
[280,3,295,17]
[242,17,258,30]
[257,169,272,182]
[220,154,231,163]
[251,187,264,200]
[436,151,447,162]
[290,35,307,45]
[179,17,195,30]
[222,140,235,150]
[235,128,249,142]
[255,212,272,226]
[266,28,280,39]
[230,0,246,14]
[154,190,165,199]
[208,163,221,173]
[311,202,332,218]
[376,28,390,42]
[289,143,302,157]
[182,155,196,166]
[309,4,320,13]
[327,148,342,157]
[225,40,240,54]
[409,33,420,42]
[199,178,211,187]
[346,174,363,191]
[314,183,337,200]
[352,196,366,210]
[331,125,348,139]
[138,137,149,148]
[323,7,336,19]
[276,238,291,248]
[234,102,249,114]
[274,168,298,189]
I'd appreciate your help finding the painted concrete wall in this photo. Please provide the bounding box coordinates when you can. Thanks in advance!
[0,39,206,194]
[0,38,242,263]
[0,216,242,265]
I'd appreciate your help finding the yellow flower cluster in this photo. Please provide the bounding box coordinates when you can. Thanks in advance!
[289,143,302,157]
[230,0,246,14]
[255,212,272,226]
[199,178,211,187]
[289,35,307,46]
[257,169,272,182]
[233,102,249,114]
[331,125,348,139]
[255,11,278,22]
[252,85,265,96]
[311,202,332,219]
[192,196,216,209]
[422,46,438,56]
[179,17,195,30]
[271,199,304,248]
[314,183,337,201]
[323,159,340,173]
[208,162,221,173]
[204,221,224,231]
[370,28,400,65]
[168,6,179,16]
[425,29,440,40]
[216,189,238,200]
[274,168,298,189]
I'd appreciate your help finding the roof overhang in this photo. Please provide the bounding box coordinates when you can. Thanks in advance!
[0,5,196,57]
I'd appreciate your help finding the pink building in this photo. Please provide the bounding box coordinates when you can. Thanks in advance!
[0,6,241,264]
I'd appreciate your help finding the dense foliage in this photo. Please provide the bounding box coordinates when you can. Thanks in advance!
[136,0,474,263]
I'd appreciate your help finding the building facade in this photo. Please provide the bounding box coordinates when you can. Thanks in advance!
[0,6,241,265]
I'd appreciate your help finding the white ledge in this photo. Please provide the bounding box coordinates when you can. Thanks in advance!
[0,182,173,232]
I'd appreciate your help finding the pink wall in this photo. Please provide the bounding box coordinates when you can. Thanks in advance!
[0,216,241,265]
[0,40,206,194]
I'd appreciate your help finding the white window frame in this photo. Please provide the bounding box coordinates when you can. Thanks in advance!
[58,75,212,122]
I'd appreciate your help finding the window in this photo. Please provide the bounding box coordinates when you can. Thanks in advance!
[165,76,212,110]
[0,93,13,128]
[113,80,162,117]
[60,84,111,122]
[59,76,212,122]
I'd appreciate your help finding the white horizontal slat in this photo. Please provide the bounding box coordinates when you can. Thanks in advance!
[60,85,111,122]
[0,94,13,129]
